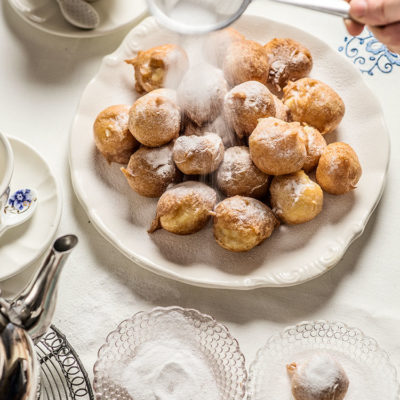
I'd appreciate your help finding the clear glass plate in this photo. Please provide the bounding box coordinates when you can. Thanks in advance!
[247,320,400,400]
[93,306,247,400]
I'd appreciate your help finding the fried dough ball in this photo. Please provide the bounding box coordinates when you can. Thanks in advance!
[173,133,224,175]
[316,142,362,195]
[149,181,217,235]
[287,353,349,400]
[223,39,270,86]
[121,143,180,198]
[128,89,181,147]
[224,81,276,139]
[184,116,238,148]
[217,146,269,198]
[283,78,345,134]
[93,105,139,164]
[203,27,245,67]
[270,170,323,224]
[249,117,306,175]
[125,44,189,93]
[264,38,313,92]
[273,95,291,121]
[177,63,228,126]
[212,196,278,252]
[299,125,327,171]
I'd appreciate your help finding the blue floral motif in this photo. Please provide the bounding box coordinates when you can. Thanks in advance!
[338,30,400,75]
[8,189,33,212]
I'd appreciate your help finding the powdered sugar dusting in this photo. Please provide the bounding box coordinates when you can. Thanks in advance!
[292,353,348,396]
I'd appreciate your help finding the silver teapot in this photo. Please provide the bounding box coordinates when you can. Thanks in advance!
[0,234,78,400]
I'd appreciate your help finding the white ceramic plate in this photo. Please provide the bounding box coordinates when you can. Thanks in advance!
[247,320,400,400]
[7,0,147,38]
[0,136,62,280]
[69,16,389,289]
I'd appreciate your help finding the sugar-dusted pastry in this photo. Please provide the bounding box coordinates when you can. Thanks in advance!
[149,181,217,235]
[121,143,180,198]
[270,170,323,224]
[223,39,270,86]
[93,105,139,164]
[299,125,327,171]
[224,81,276,139]
[283,78,345,134]
[177,63,228,127]
[212,196,278,252]
[173,133,224,175]
[217,146,269,198]
[287,353,349,400]
[249,117,306,175]
[184,116,238,148]
[316,142,362,195]
[125,44,189,93]
[128,89,181,147]
[272,95,291,121]
[203,27,245,67]
[264,38,313,92]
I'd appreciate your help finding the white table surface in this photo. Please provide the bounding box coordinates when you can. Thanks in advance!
[1,0,400,387]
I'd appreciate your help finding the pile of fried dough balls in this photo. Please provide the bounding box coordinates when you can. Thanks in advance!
[93,29,362,253]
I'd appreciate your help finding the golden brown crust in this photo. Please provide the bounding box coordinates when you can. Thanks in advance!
[128,89,181,147]
[264,38,313,92]
[283,78,345,134]
[177,64,228,126]
[316,142,362,195]
[224,81,276,139]
[149,181,217,235]
[125,44,189,94]
[121,143,181,198]
[213,196,279,252]
[223,39,270,87]
[299,125,327,171]
[173,133,224,175]
[217,146,269,198]
[249,117,307,175]
[93,104,139,164]
[203,27,246,67]
[270,170,323,224]
[272,95,291,121]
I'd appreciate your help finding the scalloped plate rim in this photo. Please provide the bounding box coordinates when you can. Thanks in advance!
[69,15,390,290]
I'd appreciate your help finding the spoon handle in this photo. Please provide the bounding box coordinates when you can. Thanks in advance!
[270,0,351,18]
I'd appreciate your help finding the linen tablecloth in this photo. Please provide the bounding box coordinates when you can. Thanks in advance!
[0,0,400,383]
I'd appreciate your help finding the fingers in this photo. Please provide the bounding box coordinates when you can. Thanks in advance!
[349,0,400,26]
[370,22,400,51]
[344,18,365,36]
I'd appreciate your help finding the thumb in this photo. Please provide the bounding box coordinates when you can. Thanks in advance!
[350,0,400,26]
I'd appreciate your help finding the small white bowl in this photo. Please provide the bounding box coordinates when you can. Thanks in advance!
[0,132,14,210]
[93,306,247,400]
[247,320,400,400]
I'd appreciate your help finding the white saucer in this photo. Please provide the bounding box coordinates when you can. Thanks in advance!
[0,136,62,281]
[7,0,148,38]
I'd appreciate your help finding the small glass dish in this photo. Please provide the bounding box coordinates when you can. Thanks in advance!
[247,320,400,400]
[93,306,247,400]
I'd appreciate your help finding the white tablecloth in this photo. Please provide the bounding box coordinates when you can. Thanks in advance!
[1,0,400,384]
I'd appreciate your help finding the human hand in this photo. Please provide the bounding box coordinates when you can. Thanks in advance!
[345,0,400,53]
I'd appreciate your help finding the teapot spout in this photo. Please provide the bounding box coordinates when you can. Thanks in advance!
[7,234,78,342]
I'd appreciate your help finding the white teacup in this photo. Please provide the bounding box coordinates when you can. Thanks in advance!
[0,133,14,219]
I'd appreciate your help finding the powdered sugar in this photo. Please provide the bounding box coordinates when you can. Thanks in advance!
[291,353,348,396]
[110,312,220,400]
[225,81,274,114]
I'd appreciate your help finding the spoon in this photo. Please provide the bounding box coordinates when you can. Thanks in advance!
[0,188,38,238]
[55,0,100,30]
